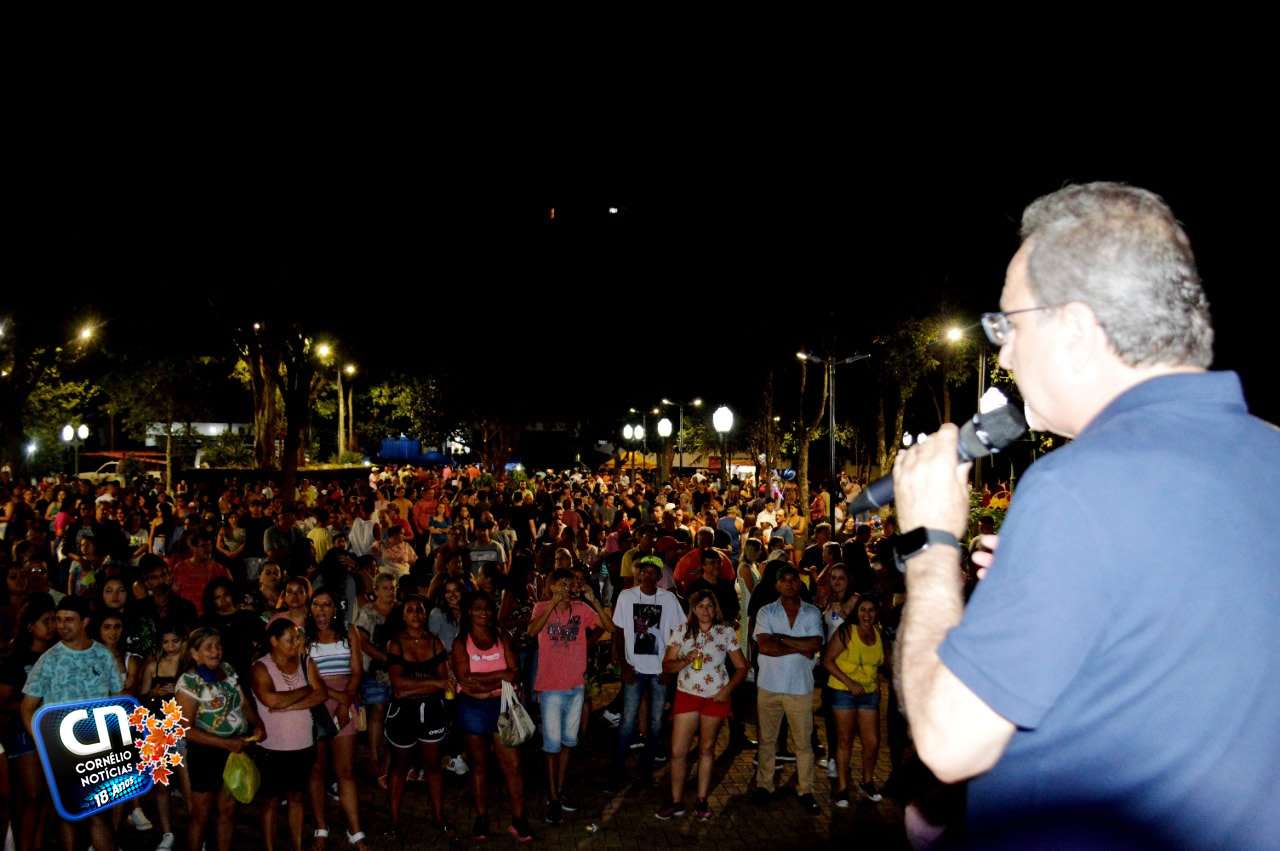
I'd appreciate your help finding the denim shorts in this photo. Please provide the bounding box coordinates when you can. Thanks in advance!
[538,686,584,753]
[829,688,880,711]
[360,673,392,705]
[455,694,501,736]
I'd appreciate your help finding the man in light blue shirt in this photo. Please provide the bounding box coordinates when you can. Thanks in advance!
[752,564,823,812]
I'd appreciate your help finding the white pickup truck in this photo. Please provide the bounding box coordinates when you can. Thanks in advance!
[79,461,128,486]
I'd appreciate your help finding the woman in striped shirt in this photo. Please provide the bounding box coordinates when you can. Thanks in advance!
[306,588,368,849]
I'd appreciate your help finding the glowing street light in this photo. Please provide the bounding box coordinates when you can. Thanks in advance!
[317,343,332,358]
[79,325,94,341]
[657,418,673,438]
[62,424,89,474]
[716,406,737,481]
[947,327,963,342]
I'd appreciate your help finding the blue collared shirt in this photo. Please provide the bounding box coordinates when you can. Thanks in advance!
[753,598,823,695]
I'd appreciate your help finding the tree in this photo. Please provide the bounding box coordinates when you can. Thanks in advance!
[1,314,96,480]
[100,356,215,490]
[231,334,283,470]
[360,373,446,447]
[794,356,829,515]
[24,364,99,476]
[871,318,937,475]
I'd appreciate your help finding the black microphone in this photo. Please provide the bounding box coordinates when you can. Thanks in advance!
[847,404,1028,514]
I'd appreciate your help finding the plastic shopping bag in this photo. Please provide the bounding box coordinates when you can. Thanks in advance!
[223,750,260,804]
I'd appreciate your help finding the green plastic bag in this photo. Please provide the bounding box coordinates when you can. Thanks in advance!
[222,750,260,804]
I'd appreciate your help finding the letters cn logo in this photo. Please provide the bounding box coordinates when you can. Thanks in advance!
[33,697,154,821]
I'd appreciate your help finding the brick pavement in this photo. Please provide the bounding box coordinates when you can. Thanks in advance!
[98,682,909,851]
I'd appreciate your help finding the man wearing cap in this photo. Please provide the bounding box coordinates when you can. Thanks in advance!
[611,557,683,783]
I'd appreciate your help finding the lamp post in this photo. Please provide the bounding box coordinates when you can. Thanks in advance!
[712,406,733,487]
[319,344,358,459]
[62,424,89,475]
[657,417,673,483]
[797,351,870,528]
[661,397,702,477]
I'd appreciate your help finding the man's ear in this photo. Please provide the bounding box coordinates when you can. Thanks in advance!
[1058,301,1109,376]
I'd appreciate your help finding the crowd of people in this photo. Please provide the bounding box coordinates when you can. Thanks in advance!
[0,463,908,849]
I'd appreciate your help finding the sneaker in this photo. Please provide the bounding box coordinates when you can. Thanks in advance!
[129,807,154,831]
[654,752,668,763]
[828,759,839,779]
[798,793,820,814]
[472,815,491,840]
[654,801,686,820]
[630,735,648,750]
[545,800,563,825]
[558,791,579,812]
[694,799,712,821]
[407,768,426,783]
[858,780,883,802]
[327,781,340,800]
[447,755,470,776]
[156,834,175,851]
[775,750,797,763]
[509,817,534,843]
[834,789,850,808]
[602,708,621,727]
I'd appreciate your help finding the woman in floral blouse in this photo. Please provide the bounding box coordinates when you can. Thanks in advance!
[656,589,748,822]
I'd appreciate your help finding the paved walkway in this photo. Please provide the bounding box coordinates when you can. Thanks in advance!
[97,683,910,850]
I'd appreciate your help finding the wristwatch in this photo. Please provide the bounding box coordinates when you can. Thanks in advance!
[891,527,961,573]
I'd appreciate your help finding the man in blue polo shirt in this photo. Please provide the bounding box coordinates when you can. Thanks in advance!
[893,183,1280,847]
[751,564,823,814]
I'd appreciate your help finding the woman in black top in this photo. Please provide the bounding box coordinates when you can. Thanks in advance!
[383,595,451,839]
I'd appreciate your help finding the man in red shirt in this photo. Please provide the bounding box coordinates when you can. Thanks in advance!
[169,531,230,615]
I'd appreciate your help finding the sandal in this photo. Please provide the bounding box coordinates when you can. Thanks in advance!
[346,830,369,850]
[376,774,388,790]
[311,828,329,851]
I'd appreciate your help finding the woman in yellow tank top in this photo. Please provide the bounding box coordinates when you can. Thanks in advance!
[822,596,888,805]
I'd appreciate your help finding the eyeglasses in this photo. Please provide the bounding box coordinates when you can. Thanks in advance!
[979,306,1061,345]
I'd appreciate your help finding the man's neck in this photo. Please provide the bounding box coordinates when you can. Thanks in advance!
[638,584,658,596]
[779,595,801,611]
[61,636,92,651]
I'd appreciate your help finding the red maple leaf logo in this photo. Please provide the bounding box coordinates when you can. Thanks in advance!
[162,699,182,727]
[169,725,186,740]
[147,717,165,734]
[168,751,184,766]
[128,706,150,728]
[150,764,173,785]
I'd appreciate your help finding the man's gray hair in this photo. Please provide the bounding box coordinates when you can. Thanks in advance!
[1020,182,1213,368]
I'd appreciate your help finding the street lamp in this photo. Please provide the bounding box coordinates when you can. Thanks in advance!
[712,405,733,486]
[318,344,357,458]
[661,397,703,476]
[797,350,870,527]
[62,424,89,474]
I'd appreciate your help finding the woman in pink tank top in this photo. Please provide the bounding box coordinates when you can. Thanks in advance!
[451,591,530,842]
[250,617,328,851]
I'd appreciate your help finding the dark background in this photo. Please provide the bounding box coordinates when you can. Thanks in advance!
[10,105,1275,453]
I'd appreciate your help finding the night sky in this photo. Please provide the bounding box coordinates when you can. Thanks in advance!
[11,127,1276,451]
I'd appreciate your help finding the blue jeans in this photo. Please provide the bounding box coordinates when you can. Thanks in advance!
[615,672,666,771]
[538,686,585,753]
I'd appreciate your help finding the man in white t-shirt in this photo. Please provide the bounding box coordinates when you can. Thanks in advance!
[610,558,683,780]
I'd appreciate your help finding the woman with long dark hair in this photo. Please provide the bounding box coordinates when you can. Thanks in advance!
[139,621,193,849]
[383,594,451,839]
[823,595,888,806]
[251,616,326,851]
[354,572,397,787]
[656,589,748,821]
[452,590,530,842]
[304,588,367,849]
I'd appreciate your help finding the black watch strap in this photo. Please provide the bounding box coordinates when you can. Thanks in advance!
[892,527,961,573]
